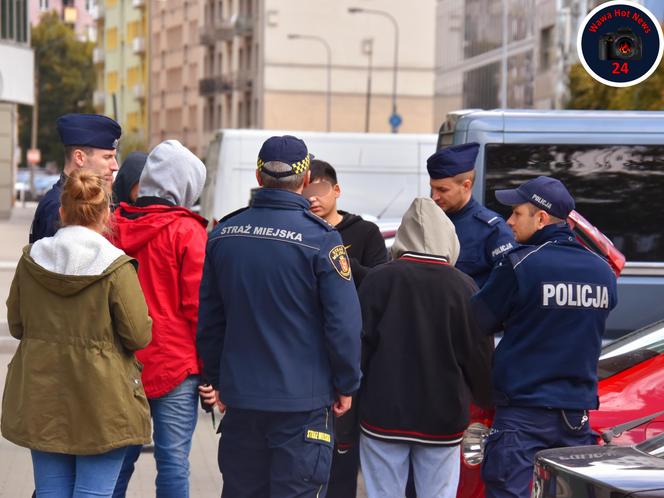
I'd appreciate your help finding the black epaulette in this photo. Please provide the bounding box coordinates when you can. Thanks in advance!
[473,208,502,227]
[219,206,250,223]
[303,210,336,231]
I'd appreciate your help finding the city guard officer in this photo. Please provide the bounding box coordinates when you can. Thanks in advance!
[427,143,515,286]
[471,176,618,498]
[29,113,121,243]
[196,135,362,498]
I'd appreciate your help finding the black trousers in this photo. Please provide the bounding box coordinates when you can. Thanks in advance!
[218,406,334,498]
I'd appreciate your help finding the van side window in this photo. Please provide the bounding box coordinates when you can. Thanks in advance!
[483,144,664,263]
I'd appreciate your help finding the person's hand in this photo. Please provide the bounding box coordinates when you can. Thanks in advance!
[198,384,217,406]
[215,390,226,413]
[333,394,352,417]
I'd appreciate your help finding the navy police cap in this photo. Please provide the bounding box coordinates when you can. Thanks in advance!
[427,142,480,179]
[495,176,575,219]
[56,113,121,150]
[257,135,313,178]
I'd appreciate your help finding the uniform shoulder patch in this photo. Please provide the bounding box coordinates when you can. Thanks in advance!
[473,208,502,226]
[219,206,249,223]
[304,210,335,231]
[329,244,352,280]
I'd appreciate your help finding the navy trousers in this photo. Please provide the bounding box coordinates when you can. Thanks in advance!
[482,406,596,498]
[218,406,334,498]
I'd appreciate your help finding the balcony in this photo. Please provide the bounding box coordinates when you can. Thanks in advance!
[234,15,254,35]
[91,5,104,21]
[92,47,104,64]
[132,37,146,55]
[233,71,254,91]
[199,21,235,45]
[132,0,146,8]
[133,83,145,101]
[93,90,106,108]
[199,76,233,96]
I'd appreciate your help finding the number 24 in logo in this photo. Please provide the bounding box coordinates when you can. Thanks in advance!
[612,62,629,74]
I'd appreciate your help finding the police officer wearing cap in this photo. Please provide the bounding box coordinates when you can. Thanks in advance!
[471,176,618,498]
[427,143,516,287]
[196,135,362,498]
[29,113,121,243]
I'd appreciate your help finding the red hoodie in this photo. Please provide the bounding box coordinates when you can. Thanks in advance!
[112,202,208,398]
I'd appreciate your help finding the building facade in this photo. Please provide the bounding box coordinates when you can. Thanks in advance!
[93,0,148,147]
[148,0,205,156]
[29,0,97,41]
[1,0,34,218]
[195,0,438,154]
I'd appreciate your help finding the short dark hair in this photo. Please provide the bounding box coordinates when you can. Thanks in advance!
[64,145,94,162]
[310,159,338,185]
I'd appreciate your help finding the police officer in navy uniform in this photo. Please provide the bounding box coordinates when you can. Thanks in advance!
[471,176,618,498]
[427,143,515,287]
[196,135,362,498]
[29,113,121,243]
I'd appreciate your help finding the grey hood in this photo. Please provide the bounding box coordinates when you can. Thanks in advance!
[138,140,206,209]
[390,197,460,265]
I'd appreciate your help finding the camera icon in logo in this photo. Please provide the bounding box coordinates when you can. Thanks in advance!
[599,27,642,61]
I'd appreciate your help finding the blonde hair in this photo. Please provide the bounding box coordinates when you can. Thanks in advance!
[60,169,110,230]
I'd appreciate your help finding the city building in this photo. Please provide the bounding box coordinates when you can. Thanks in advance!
[148,0,206,156]
[434,0,664,124]
[195,0,438,153]
[92,0,148,148]
[29,0,97,42]
[1,0,34,218]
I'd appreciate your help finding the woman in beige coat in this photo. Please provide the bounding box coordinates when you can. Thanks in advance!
[2,169,152,497]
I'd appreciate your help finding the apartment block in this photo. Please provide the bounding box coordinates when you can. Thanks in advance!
[93,0,148,145]
[30,0,97,41]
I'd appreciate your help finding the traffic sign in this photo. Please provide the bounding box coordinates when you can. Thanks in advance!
[27,149,41,165]
[389,113,402,129]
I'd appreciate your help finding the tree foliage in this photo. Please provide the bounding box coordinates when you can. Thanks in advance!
[18,12,95,170]
[566,60,664,110]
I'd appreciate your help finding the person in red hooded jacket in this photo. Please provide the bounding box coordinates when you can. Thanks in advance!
[110,140,208,498]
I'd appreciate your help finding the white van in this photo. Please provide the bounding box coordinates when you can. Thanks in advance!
[200,129,437,222]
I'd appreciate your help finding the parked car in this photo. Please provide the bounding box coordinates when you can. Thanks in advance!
[532,432,664,498]
[14,169,60,201]
[458,318,664,498]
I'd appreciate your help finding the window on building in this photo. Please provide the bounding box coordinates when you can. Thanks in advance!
[127,112,139,131]
[216,103,222,128]
[107,27,118,50]
[539,26,554,72]
[484,144,664,262]
[107,71,119,93]
[39,0,49,11]
[127,67,139,88]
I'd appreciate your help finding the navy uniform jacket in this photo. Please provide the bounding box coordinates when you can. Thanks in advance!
[29,174,65,243]
[471,224,618,410]
[196,188,362,412]
[447,198,515,287]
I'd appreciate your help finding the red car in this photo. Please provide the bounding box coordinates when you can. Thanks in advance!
[458,317,664,498]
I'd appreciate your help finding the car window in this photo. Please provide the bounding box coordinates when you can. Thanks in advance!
[637,432,664,457]
[483,144,664,262]
[597,320,664,380]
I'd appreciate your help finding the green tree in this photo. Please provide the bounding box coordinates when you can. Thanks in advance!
[566,60,664,110]
[18,11,95,171]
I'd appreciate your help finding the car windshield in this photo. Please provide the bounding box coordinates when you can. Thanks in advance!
[598,320,664,380]
[637,432,664,458]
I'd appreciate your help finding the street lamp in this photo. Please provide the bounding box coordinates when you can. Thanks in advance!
[288,33,332,132]
[348,7,400,133]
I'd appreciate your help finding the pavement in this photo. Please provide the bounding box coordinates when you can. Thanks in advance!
[0,203,366,497]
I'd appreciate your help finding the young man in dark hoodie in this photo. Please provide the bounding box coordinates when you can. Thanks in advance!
[304,159,387,498]
[306,160,387,287]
